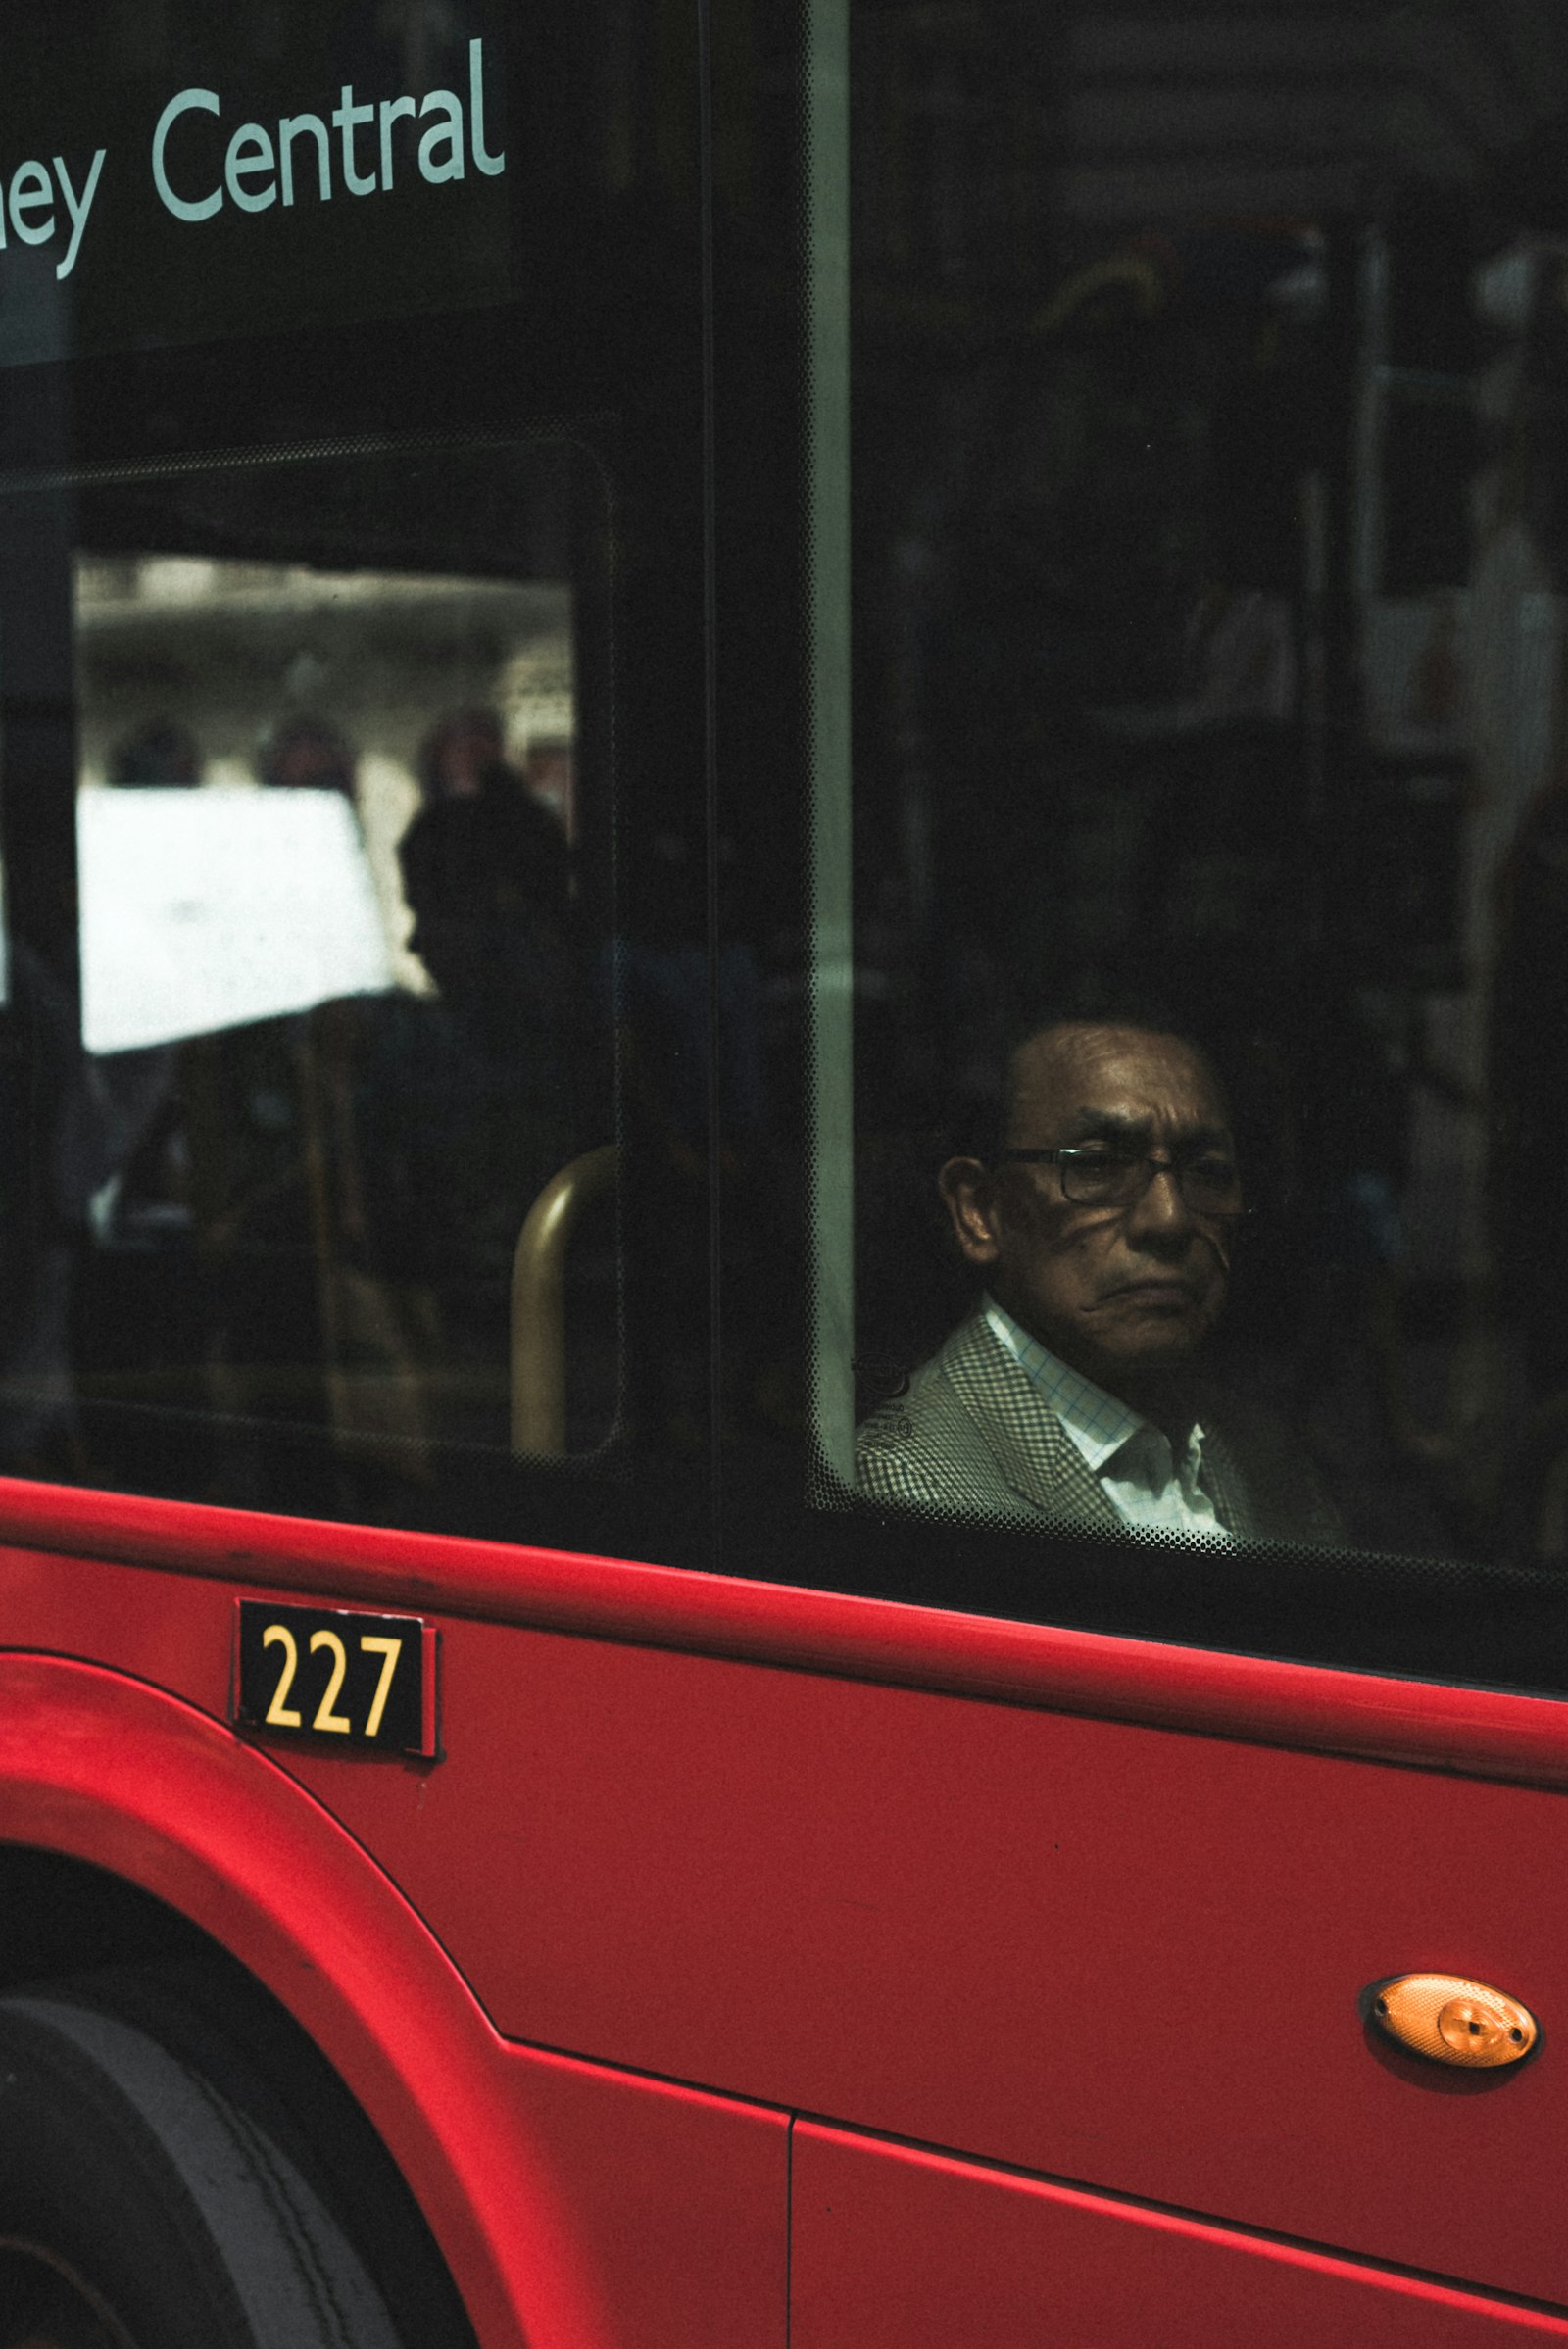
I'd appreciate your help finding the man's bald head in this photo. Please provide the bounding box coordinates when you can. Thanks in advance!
[1004,1019,1229,1148]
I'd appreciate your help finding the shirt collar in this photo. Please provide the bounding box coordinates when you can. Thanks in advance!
[983,1298,1148,1471]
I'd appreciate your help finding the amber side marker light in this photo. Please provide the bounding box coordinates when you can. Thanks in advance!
[1369,1974,1539,2069]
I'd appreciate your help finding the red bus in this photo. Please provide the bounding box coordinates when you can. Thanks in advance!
[1,2,1567,2342]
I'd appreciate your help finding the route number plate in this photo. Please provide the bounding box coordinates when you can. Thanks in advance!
[234,1601,437,1756]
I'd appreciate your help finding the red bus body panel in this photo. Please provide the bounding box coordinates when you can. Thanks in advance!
[791,2124,1568,2345]
[0,1473,1564,1784]
[0,1479,1564,2335]
[0,1643,787,2349]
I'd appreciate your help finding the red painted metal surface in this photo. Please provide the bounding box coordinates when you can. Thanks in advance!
[5,1506,1568,2319]
[485,2048,786,2349]
[0,1648,788,2349]
[290,1615,1568,2309]
[0,1472,1565,1788]
[4,1535,1560,2309]
[791,2123,1568,2345]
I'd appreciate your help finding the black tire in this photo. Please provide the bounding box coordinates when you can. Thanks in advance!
[0,1990,407,2349]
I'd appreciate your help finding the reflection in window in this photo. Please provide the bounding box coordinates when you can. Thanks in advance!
[0,475,614,1513]
[74,555,574,1008]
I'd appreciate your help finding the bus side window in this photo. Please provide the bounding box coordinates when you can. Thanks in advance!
[0,445,628,1525]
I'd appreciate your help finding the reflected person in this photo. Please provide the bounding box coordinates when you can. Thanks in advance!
[857,1017,1338,1542]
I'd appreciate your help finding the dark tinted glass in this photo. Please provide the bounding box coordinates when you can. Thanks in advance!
[0,0,714,1569]
[13,0,1568,1690]
[708,0,1568,1692]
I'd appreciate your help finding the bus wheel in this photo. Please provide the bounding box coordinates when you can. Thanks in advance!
[0,1992,406,2349]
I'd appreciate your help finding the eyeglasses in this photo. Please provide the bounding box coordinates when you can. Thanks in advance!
[997,1146,1249,1219]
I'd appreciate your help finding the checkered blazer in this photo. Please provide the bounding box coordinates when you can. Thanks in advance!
[856,1309,1341,1546]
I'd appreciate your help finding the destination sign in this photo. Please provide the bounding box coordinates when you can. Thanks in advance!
[0,5,521,366]
[0,40,500,289]
[149,42,504,236]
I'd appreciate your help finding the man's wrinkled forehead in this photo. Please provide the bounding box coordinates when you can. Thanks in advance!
[1005,1021,1231,1143]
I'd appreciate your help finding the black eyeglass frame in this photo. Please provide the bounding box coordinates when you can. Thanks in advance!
[995,1146,1252,1219]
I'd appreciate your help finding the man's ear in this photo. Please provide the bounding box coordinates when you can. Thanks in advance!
[938,1156,1001,1266]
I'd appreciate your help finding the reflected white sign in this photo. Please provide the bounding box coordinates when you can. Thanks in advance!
[78,785,394,1054]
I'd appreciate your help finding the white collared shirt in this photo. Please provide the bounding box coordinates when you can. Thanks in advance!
[984,1299,1228,1540]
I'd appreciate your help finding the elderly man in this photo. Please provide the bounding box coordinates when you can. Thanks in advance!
[857,1017,1339,1543]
